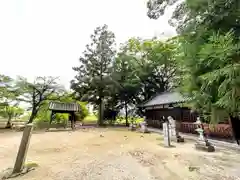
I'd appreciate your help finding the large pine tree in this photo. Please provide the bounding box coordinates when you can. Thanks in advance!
[71,24,116,125]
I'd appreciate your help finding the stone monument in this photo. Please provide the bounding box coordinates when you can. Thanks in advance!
[140,121,149,133]
[163,121,171,147]
[194,117,215,152]
[168,116,184,142]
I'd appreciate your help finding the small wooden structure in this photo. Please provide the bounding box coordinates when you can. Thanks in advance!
[48,102,81,130]
[140,92,197,128]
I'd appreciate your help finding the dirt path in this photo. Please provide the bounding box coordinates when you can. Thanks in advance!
[1,128,240,180]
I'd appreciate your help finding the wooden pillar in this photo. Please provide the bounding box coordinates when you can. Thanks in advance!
[71,112,75,130]
[49,111,55,125]
[13,124,33,174]
[48,111,55,130]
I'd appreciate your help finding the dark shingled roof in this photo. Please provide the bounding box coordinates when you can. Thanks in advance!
[49,102,81,112]
[141,92,190,107]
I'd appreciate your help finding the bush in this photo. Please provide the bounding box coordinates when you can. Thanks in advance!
[75,102,89,121]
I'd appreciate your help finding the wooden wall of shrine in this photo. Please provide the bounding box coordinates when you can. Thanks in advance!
[144,106,233,140]
[145,106,198,129]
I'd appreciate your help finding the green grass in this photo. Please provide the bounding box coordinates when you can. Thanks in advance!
[135,118,144,123]
[115,117,144,124]
[83,114,144,125]
[83,115,98,123]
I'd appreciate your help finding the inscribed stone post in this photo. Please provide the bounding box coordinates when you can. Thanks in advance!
[163,122,170,147]
[13,123,33,174]
[168,116,184,142]
[168,116,177,139]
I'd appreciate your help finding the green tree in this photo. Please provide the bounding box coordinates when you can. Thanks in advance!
[110,51,138,125]
[147,0,240,35]
[16,76,63,123]
[105,37,179,125]
[71,24,116,126]
[0,75,19,106]
[147,0,240,144]
[122,37,179,102]
[0,106,24,128]
[0,74,22,128]
[76,102,89,121]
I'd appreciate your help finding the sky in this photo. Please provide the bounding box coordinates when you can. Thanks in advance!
[0,0,176,90]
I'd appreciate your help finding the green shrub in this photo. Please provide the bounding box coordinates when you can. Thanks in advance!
[83,114,97,123]
[114,116,143,125]
[75,102,89,121]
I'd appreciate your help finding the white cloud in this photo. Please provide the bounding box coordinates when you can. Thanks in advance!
[0,0,176,89]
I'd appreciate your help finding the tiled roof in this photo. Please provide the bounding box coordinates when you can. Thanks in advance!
[49,102,81,112]
[141,92,190,107]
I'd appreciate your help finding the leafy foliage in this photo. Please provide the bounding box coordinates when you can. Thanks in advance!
[0,75,19,107]
[0,105,24,128]
[16,76,64,123]
[147,0,240,125]
[198,32,240,116]
[113,37,179,104]
[104,37,179,124]
[0,106,24,119]
[147,0,240,34]
[0,74,23,127]
[77,101,89,120]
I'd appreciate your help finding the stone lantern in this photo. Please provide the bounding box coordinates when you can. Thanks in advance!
[194,117,215,152]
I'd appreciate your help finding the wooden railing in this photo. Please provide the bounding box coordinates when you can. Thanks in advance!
[180,122,233,139]
[146,119,233,139]
[146,119,162,129]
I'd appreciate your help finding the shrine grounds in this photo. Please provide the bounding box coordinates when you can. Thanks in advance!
[1,128,240,180]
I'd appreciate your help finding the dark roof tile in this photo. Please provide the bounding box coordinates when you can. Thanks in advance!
[142,92,190,107]
[49,102,81,112]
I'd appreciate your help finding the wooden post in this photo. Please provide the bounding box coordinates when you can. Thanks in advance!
[71,113,75,130]
[13,123,33,174]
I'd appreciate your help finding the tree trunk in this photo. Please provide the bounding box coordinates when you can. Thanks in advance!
[28,111,37,124]
[125,101,129,126]
[28,115,34,124]
[28,105,40,124]
[5,116,12,129]
[98,98,103,126]
[229,115,240,145]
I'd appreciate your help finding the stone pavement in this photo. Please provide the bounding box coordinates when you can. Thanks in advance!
[148,127,240,151]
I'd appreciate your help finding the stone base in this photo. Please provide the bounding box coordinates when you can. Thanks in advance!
[129,125,137,131]
[14,125,25,131]
[177,136,184,143]
[195,141,215,152]
[1,162,38,179]
[46,128,72,132]
[140,128,149,133]
[170,136,184,143]
[164,144,175,148]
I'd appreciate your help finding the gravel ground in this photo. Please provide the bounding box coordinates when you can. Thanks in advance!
[1,128,240,180]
